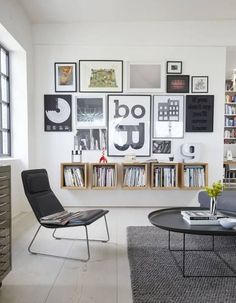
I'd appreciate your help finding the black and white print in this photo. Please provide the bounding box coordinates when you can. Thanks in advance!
[76,96,106,127]
[107,95,151,156]
[191,76,208,93]
[76,129,107,150]
[153,95,184,138]
[44,94,72,132]
[152,140,171,154]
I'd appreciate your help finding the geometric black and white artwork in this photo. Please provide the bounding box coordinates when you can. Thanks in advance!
[75,129,107,150]
[44,94,72,131]
[107,94,151,156]
[153,95,184,138]
[152,140,171,154]
[76,96,106,128]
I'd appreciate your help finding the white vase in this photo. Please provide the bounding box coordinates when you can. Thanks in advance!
[210,197,217,215]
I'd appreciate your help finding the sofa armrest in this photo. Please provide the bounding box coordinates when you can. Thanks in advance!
[198,191,211,208]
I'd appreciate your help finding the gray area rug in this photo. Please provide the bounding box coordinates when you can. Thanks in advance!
[127,226,236,303]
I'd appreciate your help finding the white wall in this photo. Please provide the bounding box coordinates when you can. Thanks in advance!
[33,22,225,207]
[0,0,33,215]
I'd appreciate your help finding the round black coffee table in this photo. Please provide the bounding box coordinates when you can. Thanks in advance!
[148,207,236,277]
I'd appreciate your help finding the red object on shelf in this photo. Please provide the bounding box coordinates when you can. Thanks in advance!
[99,148,108,163]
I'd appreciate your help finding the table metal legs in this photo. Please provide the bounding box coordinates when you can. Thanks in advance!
[168,231,236,278]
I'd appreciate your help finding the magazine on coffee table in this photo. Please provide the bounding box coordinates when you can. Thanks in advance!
[181,210,228,225]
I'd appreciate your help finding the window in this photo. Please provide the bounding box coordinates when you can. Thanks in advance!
[0,44,10,156]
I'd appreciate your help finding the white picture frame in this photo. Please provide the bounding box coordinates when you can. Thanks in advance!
[107,94,151,157]
[75,94,106,128]
[191,76,209,93]
[127,62,165,92]
[153,95,184,138]
[79,60,123,92]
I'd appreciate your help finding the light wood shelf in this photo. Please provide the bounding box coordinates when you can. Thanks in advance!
[179,162,208,190]
[151,162,179,189]
[61,163,88,189]
[121,163,148,189]
[91,163,117,189]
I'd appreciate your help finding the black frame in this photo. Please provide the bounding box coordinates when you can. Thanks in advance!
[44,94,72,132]
[185,95,214,132]
[54,62,77,92]
[107,94,151,157]
[191,76,209,93]
[0,44,11,157]
[166,61,182,74]
[167,75,189,93]
[79,60,123,93]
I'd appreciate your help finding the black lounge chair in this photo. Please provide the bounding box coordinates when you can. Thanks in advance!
[21,169,109,261]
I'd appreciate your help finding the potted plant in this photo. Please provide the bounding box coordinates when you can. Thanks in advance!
[205,181,224,215]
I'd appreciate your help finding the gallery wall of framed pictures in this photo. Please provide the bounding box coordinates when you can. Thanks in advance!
[48,58,213,158]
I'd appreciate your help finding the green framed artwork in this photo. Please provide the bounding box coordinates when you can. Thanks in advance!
[79,60,123,93]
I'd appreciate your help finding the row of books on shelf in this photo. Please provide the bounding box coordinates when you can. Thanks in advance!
[154,167,176,187]
[225,117,236,126]
[181,210,227,225]
[123,167,146,187]
[40,210,83,225]
[225,95,236,103]
[92,167,115,187]
[183,166,205,187]
[225,104,236,114]
[224,129,236,139]
[64,167,85,187]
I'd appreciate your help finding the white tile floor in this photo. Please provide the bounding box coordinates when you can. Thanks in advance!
[0,208,153,303]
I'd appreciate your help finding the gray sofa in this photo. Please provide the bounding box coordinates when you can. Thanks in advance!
[198,191,236,212]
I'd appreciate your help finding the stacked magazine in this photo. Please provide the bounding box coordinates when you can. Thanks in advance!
[181,210,228,225]
[40,210,83,225]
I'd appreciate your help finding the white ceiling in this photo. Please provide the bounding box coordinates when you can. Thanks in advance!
[18,0,236,23]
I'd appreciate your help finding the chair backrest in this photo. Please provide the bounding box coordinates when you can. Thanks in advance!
[21,169,64,223]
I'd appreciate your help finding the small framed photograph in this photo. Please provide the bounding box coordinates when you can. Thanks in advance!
[166,61,182,74]
[166,75,189,93]
[191,76,208,93]
[54,62,77,92]
[76,95,106,128]
[128,62,165,92]
[79,60,123,92]
[152,140,171,154]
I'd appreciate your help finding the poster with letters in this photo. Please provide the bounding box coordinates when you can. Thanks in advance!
[108,95,151,156]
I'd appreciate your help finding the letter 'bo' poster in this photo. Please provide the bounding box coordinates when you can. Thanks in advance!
[107,95,151,156]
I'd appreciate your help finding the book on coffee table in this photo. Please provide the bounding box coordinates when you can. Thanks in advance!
[181,210,228,225]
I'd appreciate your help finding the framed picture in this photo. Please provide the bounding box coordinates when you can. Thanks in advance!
[107,94,151,157]
[79,60,123,92]
[75,129,107,150]
[152,140,171,154]
[166,61,182,74]
[186,95,214,132]
[44,95,72,132]
[76,95,106,128]
[166,75,189,93]
[191,76,208,93]
[153,95,184,138]
[54,62,77,92]
[127,62,164,92]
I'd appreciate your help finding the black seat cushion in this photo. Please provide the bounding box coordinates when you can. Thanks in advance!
[26,173,50,194]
